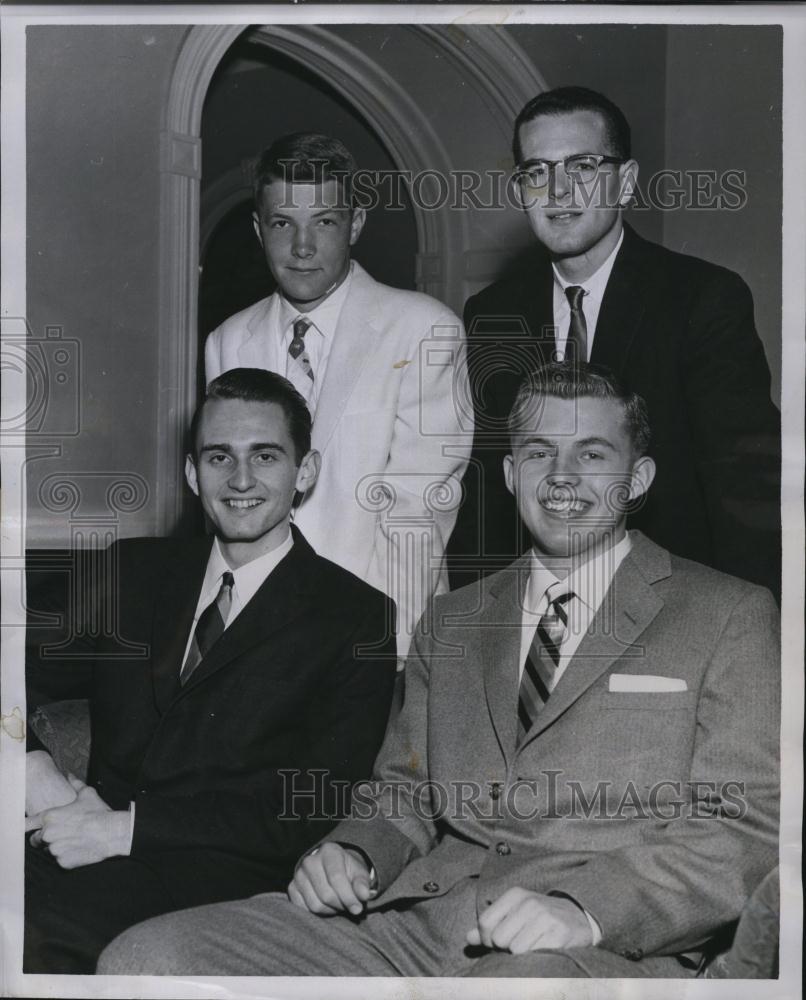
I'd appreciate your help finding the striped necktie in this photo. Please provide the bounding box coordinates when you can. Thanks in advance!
[180,571,234,685]
[517,587,574,744]
[564,285,588,364]
[287,317,315,402]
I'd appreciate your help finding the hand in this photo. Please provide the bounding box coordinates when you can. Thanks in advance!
[288,842,372,917]
[26,774,131,868]
[25,750,77,816]
[467,888,594,954]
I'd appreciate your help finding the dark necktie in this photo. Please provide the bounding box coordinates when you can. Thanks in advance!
[180,571,234,685]
[564,285,588,364]
[288,317,315,401]
[517,588,574,744]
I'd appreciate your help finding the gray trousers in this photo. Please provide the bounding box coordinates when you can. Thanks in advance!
[98,879,693,979]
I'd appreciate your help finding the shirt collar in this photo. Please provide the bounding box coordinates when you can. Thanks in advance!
[552,227,624,302]
[526,530,633,615]
[279,260,354,340]
[202,531,294,609]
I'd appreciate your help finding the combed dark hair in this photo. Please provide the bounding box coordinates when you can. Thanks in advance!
[189,368,312,464]
[513,86,631,165]
[252,132,358,208]
[508,361,651,456]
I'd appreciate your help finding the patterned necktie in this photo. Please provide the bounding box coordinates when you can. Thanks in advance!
[517,588,574,744]
[564,285,588,364]
[287,317,315,402]
[180,571,234,685]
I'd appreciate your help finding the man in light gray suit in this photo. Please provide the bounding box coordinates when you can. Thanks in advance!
[100,362,779,978]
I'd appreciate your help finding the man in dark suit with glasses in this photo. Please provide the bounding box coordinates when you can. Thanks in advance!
[449,86,780,599]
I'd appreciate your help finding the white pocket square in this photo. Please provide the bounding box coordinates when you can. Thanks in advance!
[609,674,688,693]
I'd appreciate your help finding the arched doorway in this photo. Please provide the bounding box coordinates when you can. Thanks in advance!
[155,22,546,533]
[198,34,420,391]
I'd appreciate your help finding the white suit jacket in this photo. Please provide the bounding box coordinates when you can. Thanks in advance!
[205,263,472,656]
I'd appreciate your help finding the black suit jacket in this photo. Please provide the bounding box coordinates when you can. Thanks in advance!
[450,223,781,597]
[26,527,397,907]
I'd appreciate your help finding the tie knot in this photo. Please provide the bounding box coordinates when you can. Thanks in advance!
[544,586,574,624]
[292,317,311,340]
[220,571,234,592]
[550,589,574,606]
[565,285,586,310]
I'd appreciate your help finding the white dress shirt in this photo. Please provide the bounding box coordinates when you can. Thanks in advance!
[518,530,633,684]
[274,262,355,413]
[551,228,624,361]
[179,531,294,670]
[126,531,295,851]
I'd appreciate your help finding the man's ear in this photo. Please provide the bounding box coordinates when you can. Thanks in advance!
[349,207,366,246]
[617,160,639,207]
[185,454,200,497]
[503,454,515,497]
[628,454,656,501]
[295,449,321,498]
[252,210,264,248]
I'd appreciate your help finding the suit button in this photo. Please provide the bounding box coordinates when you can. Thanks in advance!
[423,881,439,893]
[139,788,147,796]
[489,783,502,800]
[495,841,511,856]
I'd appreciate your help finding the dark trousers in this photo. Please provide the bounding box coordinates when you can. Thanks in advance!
[24,840,179,974]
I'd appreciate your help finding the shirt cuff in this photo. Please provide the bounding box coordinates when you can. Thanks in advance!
[367,865,379,898]
[125,801,135,855]
[548,890,601,945]
[584,908,602,945]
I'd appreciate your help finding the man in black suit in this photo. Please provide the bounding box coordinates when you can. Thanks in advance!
[24,367,397,973]
[449,86,780,597]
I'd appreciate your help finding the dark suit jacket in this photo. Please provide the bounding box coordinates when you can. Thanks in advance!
[332,532,780,966]
[26,527,397,907]
[450,224,781,597]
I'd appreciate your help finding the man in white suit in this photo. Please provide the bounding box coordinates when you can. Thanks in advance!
[205,133,470,656]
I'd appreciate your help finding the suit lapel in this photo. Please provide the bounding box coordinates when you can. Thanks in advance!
[311,264,377,455]
[526,263,556,353]
[150,540,212,713]
[236,297,275,366]
[589,224,650,375]
[519,534,670,746]
[175,531,316,698]
[481,556,532,761]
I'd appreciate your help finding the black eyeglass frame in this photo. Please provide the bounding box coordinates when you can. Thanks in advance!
[514,154,626,185]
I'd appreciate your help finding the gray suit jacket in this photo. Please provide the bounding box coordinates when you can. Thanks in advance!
[332,531,780,963]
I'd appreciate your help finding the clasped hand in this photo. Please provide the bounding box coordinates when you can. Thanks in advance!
[288,842,372,916]
[466,887,593,953]
[288,844,592,953]
[26,773,130,869]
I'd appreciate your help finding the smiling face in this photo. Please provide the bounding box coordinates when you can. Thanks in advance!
[253,178,366,311]
[516,110,638,280]
[185,398,319,568]
[504,394,655,570]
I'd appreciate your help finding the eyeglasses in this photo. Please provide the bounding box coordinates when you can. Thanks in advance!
[515,154,625,187]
